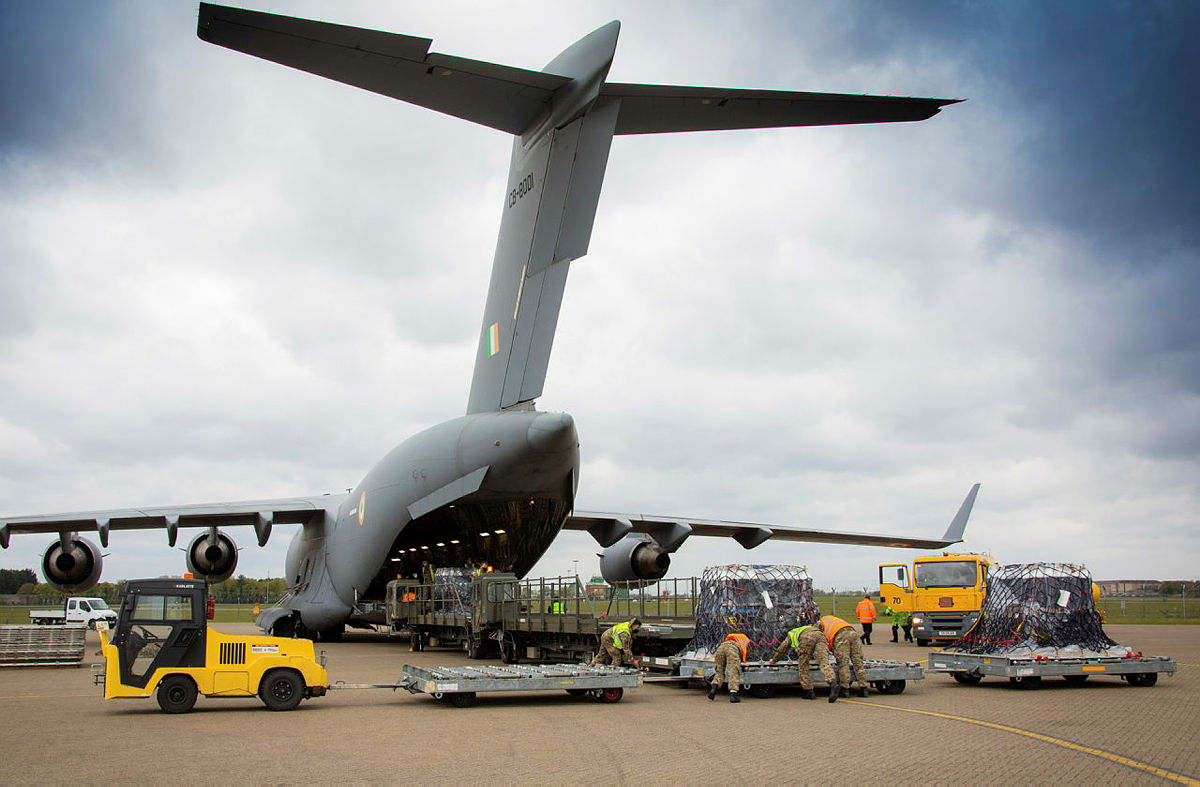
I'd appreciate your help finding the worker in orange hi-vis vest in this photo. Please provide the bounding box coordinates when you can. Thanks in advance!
[819,615,869,701]
[707,632,751,703]
[854,594,878,645]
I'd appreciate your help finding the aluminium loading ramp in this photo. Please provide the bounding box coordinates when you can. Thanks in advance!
[0,625,86,668]
[666,656,924,696]
[397,663,642,707]
[928,649,1176,688]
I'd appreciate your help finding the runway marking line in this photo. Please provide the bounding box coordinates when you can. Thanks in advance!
[844,699,1199,785]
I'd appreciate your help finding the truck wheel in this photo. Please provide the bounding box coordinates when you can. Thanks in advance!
[259,669,304,711]
[447,692,477,708]
[87,620,96,630]
[157,675,198,714]
[952,672,983,685]
[915,639,929,647]
[875,679,906,695]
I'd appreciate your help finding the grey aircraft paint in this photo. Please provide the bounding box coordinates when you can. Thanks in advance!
[0,4,972,636]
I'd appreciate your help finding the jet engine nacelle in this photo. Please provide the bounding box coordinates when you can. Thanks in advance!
[186,530,238,583]
[599,535,670,587]
[41,535,104,592]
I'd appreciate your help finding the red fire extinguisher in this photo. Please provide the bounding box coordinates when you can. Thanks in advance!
[206,596,216,620]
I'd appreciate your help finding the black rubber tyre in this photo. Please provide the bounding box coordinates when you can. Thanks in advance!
[876,679,907,695]
[315,625,344,642]
[466,637,488,660]
[565,688,588,697]
[952,672,983,685]
[1128,672,1158,687]
[915,639,929,648]
[1062,674,1088,686]
[747,685,776,699]
[259,669,304,711]
[447,692,477,708]
[156,674,198,714]
[499,639,521,664]
[1009,675,1042,690]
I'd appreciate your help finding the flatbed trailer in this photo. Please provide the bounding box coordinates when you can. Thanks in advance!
[668,656,924,697]
[395,663,642,707]
[928,649,1177,689]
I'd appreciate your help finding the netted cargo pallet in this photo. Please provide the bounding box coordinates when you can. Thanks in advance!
[0,625,86,667]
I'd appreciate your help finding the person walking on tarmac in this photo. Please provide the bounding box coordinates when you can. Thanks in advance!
[708,631,751,703]
[590,618,642,667]
[768,623,835,700]
[819,614,869,701]
[855,594,877,645]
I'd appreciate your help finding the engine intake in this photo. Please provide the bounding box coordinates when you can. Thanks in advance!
[599,535,670,587]
[41,535,103,592]
[186,530,238,583]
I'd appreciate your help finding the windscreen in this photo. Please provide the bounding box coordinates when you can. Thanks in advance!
[915,561,977,588]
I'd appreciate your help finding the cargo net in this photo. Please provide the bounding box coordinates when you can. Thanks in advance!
[681,565,820,661]
[953,563,1124,656]
[433,567,472,615]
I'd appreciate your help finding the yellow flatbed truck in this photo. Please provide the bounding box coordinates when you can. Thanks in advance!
[96,578,327,713]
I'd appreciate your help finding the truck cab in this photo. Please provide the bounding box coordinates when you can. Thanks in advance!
[29,597,119,627]
[98,578,328,713]
[879,553,996,645]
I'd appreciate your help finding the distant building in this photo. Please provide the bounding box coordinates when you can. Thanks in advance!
[1095,580,1162,596]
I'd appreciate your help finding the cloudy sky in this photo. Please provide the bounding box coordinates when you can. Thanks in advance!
[2,1,1197,592]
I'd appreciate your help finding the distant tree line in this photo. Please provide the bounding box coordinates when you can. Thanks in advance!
[1159,581,1200,596]
[2,569,287,604]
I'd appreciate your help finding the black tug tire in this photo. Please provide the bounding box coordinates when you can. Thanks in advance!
[157,674,199,714]
[952,672,983,685]
[259,669,304,711]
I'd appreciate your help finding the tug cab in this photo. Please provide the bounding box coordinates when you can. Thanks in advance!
[98,578,328,713]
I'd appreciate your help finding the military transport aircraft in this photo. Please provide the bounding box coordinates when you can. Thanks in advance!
[0,4,974,638]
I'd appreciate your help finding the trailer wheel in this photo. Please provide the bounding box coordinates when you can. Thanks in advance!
[599,687,624,703]
[157,674,198,714]
[748,685,776,699]
[1062,674,1088,686]
[952,672,983,685]
[447,692,477,708]
[1127,673,1158,687]
[875,679,907,695]
[566,688,588,697]
[1009,675,1042,690]
[259,669,304,711]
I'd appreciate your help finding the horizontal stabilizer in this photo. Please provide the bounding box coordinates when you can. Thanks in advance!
[197,4,567,134]
[601,83,959,135]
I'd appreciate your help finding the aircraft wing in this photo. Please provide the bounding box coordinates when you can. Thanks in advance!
[565,483,979,551]
[601,83,960,134]
[0,495,343,549]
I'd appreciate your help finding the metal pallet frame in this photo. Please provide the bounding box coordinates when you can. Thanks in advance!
[929,650,1177,683]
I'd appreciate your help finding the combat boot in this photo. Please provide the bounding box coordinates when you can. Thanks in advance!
[859,685,869,698]
[828,684,840,703]
[707,683,717,701]
[800,689,816,700]
[729,691,740,703]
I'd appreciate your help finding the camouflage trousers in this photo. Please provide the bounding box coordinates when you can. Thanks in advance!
[711,641,743,691]
[590,641,633,667]
[794,630,836,690]
[832,629,867,688]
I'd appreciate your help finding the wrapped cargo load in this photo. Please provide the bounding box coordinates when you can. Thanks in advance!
[681,564,820,660]
[954,563,1123,655]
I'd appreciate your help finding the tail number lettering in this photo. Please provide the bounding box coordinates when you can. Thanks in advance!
[507,173,535,208]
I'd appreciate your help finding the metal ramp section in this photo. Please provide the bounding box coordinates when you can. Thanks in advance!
[0,625,86,668]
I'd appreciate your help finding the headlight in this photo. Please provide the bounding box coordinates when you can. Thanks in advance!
[911,616,924,625]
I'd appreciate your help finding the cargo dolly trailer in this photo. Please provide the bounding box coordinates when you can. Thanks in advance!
[396,663,642,707]
[928,650,1176,689]
[670,656,924,697]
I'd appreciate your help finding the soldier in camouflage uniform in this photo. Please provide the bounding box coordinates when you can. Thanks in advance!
[707,632,750,703]
[768,624,835,700]
[819,615,868,701]
[590,618,641,667]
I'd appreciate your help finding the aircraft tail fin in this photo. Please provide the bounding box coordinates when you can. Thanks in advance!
[941,483,980,544]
